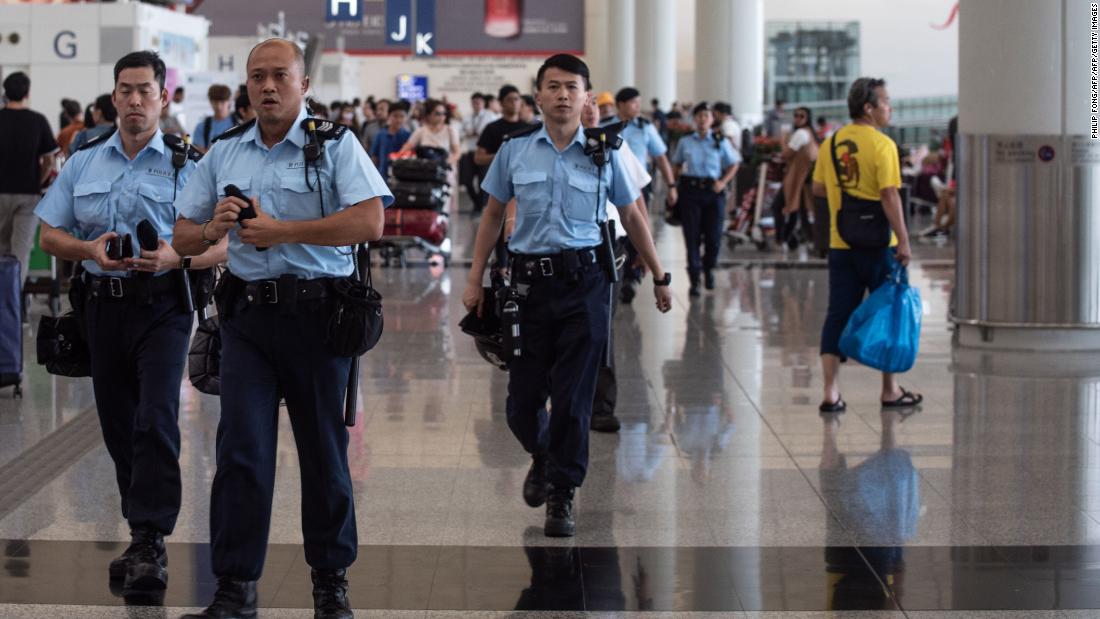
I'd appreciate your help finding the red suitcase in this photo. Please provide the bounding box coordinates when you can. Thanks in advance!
[384,209,448,245]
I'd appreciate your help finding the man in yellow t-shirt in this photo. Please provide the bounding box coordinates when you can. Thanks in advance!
[810,77,921,413]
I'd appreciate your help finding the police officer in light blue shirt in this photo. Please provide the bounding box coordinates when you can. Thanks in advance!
[36,51,225,595]
[173,39,391,619]
[670,101,741,296]
[463,54,672,539]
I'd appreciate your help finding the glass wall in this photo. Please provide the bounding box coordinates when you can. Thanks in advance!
[765,21,860,105]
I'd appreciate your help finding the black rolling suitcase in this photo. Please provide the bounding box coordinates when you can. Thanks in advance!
[392,180,448,210]
[391,159,448,184]
[0,256,23,397]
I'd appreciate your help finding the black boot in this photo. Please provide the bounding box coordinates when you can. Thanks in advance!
[544,485,576,537]
[312,568,352,618]
[704,270,715,290]
[109,528,167,590]
[522,454,549,507]
[689,272,701,297]
[590,411,621,433]
[181,577,257,618]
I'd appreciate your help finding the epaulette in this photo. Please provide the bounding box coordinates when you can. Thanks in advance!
[302,118,350,143]
[76,127,117,151]
[583,124,624,151]
[503,122,542,142]
[634,116,652,127]
[711,128,725,149]
[163,134,202,163]
[210,119,256,145]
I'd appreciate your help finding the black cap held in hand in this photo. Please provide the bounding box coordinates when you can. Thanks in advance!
[136,219,159,251]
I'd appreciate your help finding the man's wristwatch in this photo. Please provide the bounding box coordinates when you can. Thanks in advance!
[179,256,192,270]
[200,220,218,246]
[654,272,672,287]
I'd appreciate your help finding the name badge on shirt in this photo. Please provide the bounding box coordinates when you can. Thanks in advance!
[146,168,173,179]
[287,161,306,170]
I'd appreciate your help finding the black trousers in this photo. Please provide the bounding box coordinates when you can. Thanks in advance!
[678,184,726,282]
[211,298,356,580]
[506,266,610,488]
[85,290,192,535]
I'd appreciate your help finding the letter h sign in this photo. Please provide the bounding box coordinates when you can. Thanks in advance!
[327,0,361,22]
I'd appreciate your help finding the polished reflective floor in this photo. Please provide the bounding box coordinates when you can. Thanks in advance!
[1,204,1096,618]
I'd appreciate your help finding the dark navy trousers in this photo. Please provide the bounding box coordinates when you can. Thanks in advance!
[678,185,726,282]
[506,265,610,488]
[85,290,192,535]
[212,299,356,580]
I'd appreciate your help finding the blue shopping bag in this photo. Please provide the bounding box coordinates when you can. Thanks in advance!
[839,265,922,373]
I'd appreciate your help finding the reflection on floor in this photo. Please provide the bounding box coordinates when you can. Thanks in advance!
[1,209,1096,618]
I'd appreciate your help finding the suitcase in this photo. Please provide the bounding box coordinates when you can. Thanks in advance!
[384,209,449,245]
[393,191,447,211]
[392,180,448,199]
[391,159,449,184]
[0,256,23,397]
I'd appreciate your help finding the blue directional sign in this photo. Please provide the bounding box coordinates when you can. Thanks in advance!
[385,0,411,46]
[414,0,435,56]
[325,0,362,22]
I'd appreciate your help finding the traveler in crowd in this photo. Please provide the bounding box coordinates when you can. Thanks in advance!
[764,98,785,137]
[159,102,184,136]
[485,93,501,114]
[463,54,672,538]
[474,85,533,212]
[520,94,539,123]
[596,90,616,124]
[169,86,186,129]
[712,102,742,151]
[358,99,380,151]
[337,101,360,135]
[813,77,922,414]
[36,50,225,595]
[173,38,392,619]
[0,71,58,283]
[670,102,740,297]
[816,115,834,140]
[70,94,117,154]
[191,84,234,152]
[56,98,85,155]
[369,101,411,181]
[402,98,461,197]
[232,91,255,125]
[775,106,821,249]
[649,97,669,141]
[460,92,499,210]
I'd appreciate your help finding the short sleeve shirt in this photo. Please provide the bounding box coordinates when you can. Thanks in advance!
[812,123,901,250]
[0,108,58,194]
[480,123,640,254]
[670,130,740,179]
[176,107,394,280]
[618,118,668,162]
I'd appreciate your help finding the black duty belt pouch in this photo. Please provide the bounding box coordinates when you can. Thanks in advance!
[325,246,383,357]
[36,267,91,377]
[830,131,891,249]
[189,267,216,310]
[188,315,221,396]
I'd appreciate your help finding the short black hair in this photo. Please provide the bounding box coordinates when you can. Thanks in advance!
[483,94,495,104]
[615,87,640,104]
[521,94,536,109]
[389,101,410,114]
[94,93,118,122]
[174,86,184,95]
[651,98,659,107]
[713,102,732,115]
[498,84,519,101]
[692,101,710,116]
[470,92,483,102]
[847,77,887,120]
[61,98,82,118]
[3,72,30,102]
[235,91,251,113]
[113,50,167,90]
[536,54,591,90]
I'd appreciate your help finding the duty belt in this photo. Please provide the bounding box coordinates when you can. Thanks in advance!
[679,175,717,190]
[511,247,599,280]
[242,276,330,306]
[86,273,175,301]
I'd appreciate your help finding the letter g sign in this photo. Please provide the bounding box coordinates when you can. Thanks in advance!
[53,30,76,59]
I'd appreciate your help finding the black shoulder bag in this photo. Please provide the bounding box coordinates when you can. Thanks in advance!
[829,129,891,249]
[326,244,383,358]
[36,264,91,377]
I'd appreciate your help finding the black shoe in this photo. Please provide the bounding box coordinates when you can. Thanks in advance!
[312,568,352,619]
[181,577,257,618]
[590,411,621,433]
[704,270,715,290]
[523,455,550,507]
[544,485,576,537]
[111,528,167,590]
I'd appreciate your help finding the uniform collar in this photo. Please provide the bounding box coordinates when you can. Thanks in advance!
[106,127,166,159]
[692,129,713,141]
[535,122,586,152]
[244,107,310,149]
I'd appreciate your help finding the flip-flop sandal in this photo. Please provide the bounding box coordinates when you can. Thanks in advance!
[819,397,847,413]
[882,388,923,408]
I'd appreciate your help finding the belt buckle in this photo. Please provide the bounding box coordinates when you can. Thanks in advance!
[538,257,554,277]
[259,280,279,304]
[107,277,124,298]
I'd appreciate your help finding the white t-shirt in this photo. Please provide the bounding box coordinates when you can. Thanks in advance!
[788,127,814,152]
[461,109,499,151]
[606,146,652,239]
[721,117,742,151]
[409,124,459,152]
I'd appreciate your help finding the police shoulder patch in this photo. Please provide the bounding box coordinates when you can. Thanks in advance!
[210,119,256,145]
[76,127,117,152]
[635,116,652,127]
[162,134,202,162]
[503,122,542,142]
[302,118,349,142]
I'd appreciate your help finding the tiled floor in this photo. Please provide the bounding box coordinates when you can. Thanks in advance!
[0,205,1096,617]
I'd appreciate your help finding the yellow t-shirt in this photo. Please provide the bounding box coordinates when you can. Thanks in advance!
[812,123,900,250]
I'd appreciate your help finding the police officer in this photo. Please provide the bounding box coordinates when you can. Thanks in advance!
[463,54,672,538]
[172,39,392,619]
[669,102,741,296]
[36,51,225,593]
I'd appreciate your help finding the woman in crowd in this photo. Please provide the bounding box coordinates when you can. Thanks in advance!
[776,106,821,250]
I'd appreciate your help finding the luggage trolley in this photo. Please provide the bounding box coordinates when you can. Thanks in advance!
[377,151,453,267]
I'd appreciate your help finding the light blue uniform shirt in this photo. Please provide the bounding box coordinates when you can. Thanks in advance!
[617,117,668,162]
[671,130,741,180]
[175,107,393,281]
[192,116,236,149]
[36,128,194,277]
[481,123,639,255]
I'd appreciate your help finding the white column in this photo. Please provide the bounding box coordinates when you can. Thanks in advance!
[635,0,676,108]
[694,0,763,125]
[606,0,635,92]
